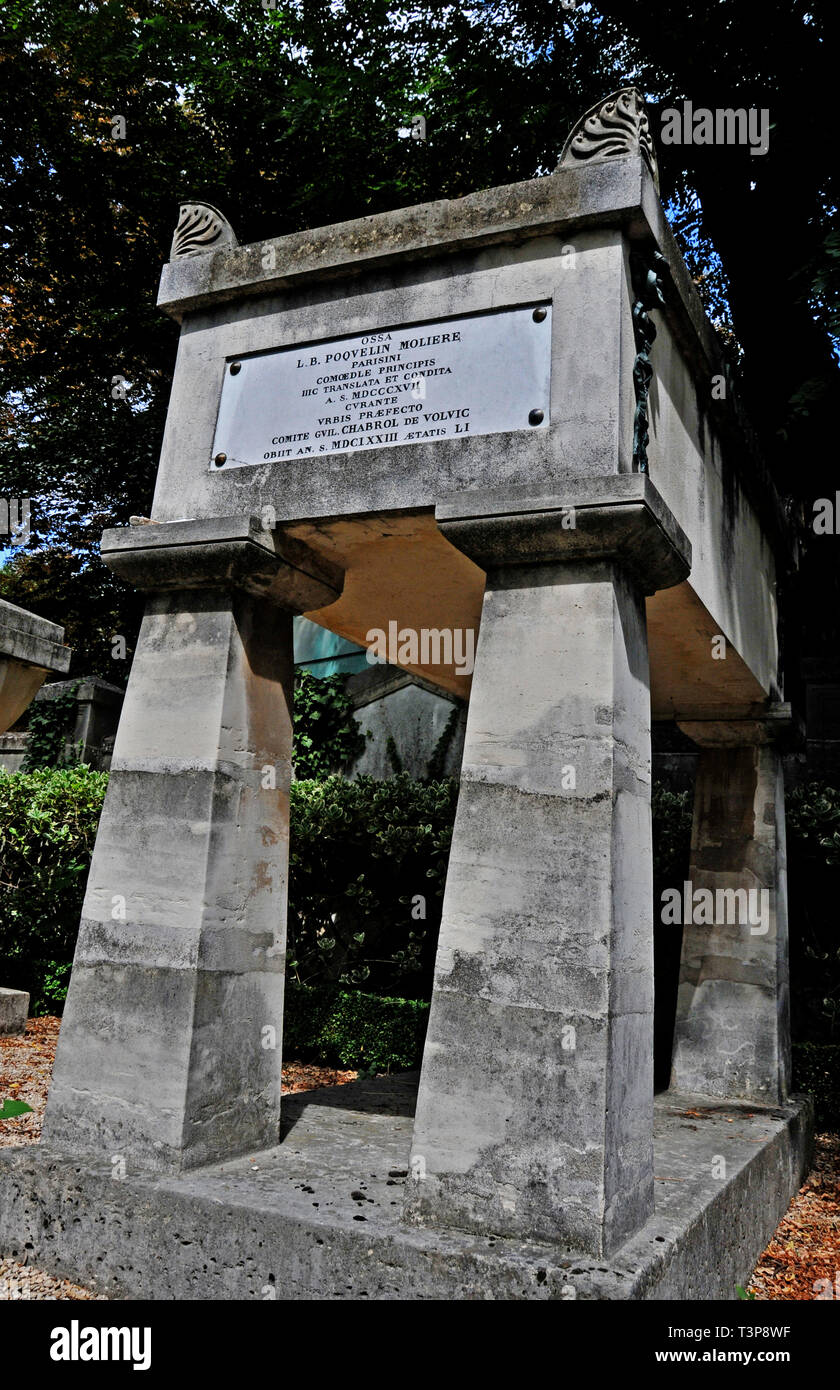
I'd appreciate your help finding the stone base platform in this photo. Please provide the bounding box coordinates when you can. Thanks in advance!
[0,1076,812,1300]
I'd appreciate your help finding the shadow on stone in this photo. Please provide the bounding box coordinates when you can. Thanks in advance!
[279,1071,418,1143]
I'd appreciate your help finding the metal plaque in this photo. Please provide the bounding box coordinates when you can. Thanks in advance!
[210,303,551,470]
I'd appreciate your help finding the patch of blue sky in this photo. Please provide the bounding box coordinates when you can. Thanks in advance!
[663,187,738,346]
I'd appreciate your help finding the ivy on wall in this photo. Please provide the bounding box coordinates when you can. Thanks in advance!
[21,684,79,772]
[292,671,368,781]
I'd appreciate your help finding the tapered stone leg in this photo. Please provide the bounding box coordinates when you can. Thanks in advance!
[43,518,341,1172]
[403,481,691,1255]
[670,720,792,1104]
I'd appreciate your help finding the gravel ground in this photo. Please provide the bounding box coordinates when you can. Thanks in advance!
[0,1256,107,1301]
[1,1018,837,1301]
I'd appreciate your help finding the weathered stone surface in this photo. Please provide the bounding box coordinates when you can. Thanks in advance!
[678,703,799,748]
[0,1080,813,1300]
[41,530,337,1173]
[671,729,791,1103]
[0,987,28,1036]
[151,229,639,529]
[402,558,660,1253]
[157,159,662,318]
[436,474,691,593]
[148,172,784,713]
[101,514,343,610]
[400,489,690,1254]
[0,599,70,673]
[41,589,295,1171]
[345,667,466,781]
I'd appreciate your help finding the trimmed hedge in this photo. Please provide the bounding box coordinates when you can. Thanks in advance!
[0,766,456,1013]
[283,983,429,1072]
[0,767,107,1013]
[792,1043,840,1131]
[288,772,457,997]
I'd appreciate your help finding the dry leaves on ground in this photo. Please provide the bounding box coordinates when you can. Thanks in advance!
[0,1016,59,1147]
[748,1132,840,1300]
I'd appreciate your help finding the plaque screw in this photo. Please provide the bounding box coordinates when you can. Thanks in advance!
[532,307,547,322]
[528,409,544,426]
[214,453,227,467]
[229,362,242,375]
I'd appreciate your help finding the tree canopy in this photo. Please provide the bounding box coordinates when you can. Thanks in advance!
[0,0,836,676]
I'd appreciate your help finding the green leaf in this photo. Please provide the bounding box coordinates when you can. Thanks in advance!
[0,1098,34,1119]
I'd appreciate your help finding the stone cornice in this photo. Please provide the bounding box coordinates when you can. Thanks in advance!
[436,474,691,596]
[101,515,343,613]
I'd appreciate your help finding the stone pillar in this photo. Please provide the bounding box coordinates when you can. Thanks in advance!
[43,517,341,1172]
[403,477,690,1256]
[670,710,793,1104]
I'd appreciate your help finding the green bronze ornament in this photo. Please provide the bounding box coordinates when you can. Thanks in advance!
[630,250,669,473]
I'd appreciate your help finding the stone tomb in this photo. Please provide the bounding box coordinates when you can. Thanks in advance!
[0,598,70,735]
[0,90,811,1299]
[0,988,29,1037]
